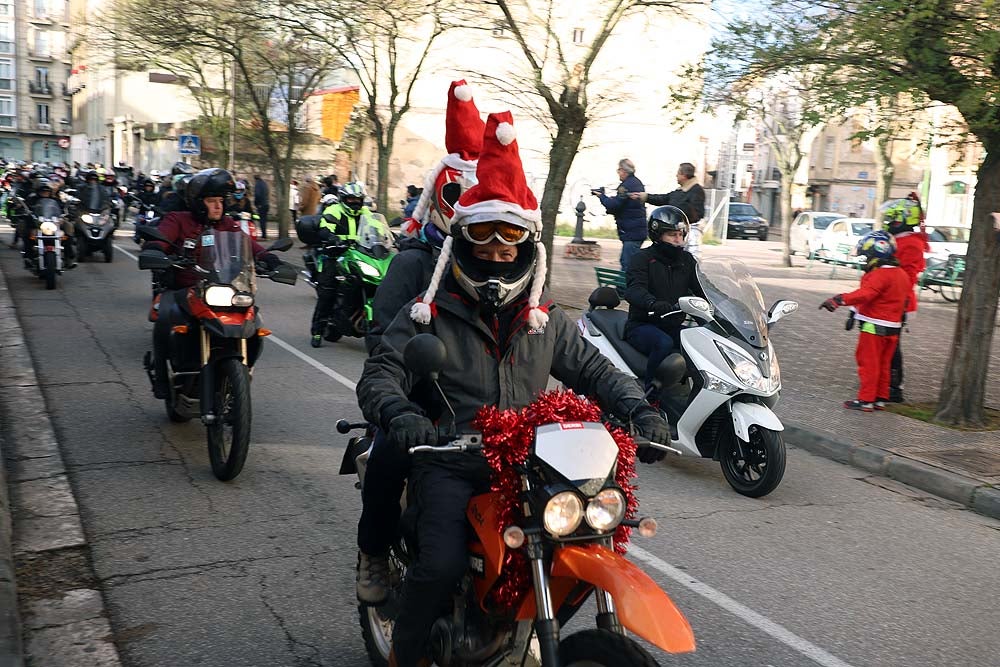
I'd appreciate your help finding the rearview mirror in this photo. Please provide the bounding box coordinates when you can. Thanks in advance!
[137,250,171,270]
[678,296,714,322]
[267,237,294,252]
[268,263,298,285]
[135,224,170,245]
[767,300,798,326]
[404,334,447,381]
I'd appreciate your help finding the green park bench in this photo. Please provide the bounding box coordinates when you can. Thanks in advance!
[594,266,626,291]
[919,254,965,303]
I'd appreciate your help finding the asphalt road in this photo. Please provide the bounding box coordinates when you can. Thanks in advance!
[3,233,999,667]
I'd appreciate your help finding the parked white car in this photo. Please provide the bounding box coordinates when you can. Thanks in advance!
[924,225,970,261]
[789,211,847,256]
[815,218,876,263]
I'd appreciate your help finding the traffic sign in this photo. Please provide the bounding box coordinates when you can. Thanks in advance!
[57,137,70,149]
[178,134,201,156]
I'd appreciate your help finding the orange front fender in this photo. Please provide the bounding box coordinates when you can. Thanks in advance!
[552,544,696,654]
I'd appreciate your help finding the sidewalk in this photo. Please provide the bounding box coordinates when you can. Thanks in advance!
[548,236,1000,519]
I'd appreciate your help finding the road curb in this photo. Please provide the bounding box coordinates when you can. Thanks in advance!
[784,423,999,520]
[0,257,123,667]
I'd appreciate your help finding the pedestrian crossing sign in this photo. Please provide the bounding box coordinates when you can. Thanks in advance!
[178,134,201,156]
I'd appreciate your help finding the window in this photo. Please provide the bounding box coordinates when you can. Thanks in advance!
[0,58,11,91]
[0,1,13,17]
[572,28,584,44]
[492,21,505,37]
[34,0,47,17]
[33,30,50,56]
[35,67,49,86]
[0,95,14,127]
[37,103,50,125]
[0,21,12,53]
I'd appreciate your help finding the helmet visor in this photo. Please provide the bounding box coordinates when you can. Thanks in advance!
[463,221,530,245]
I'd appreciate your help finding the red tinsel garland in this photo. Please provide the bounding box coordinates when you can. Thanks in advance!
[472,390,640,611]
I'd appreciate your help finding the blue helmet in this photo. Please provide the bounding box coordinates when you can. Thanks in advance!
[855,230,897,270]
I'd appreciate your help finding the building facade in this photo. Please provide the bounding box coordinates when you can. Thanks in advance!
[0,0,73,162]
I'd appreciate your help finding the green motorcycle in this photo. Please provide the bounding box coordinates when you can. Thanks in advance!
[302,213,396,341]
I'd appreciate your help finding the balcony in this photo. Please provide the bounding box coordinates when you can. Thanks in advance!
[28,48,54,61]
[61,82,71,96]
[28,80,54,96]
[34,121,52,131]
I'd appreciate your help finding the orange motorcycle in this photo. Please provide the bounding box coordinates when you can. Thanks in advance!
[339,335,695,666]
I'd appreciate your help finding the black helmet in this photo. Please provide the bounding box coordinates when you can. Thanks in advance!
[647,205,689,243]
[84,170,99,182]
[186,168,235,223]
[171,161,195,176]
[36,179,53,195]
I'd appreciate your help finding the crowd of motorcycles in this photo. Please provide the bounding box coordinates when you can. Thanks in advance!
[2,160,803,667]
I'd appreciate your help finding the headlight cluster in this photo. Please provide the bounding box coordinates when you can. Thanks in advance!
[80,213,94,224]
[38,221,59,236]
[358,262,381,278]
[542,488,626,537]
[204,285,254,308]
[717,342,779,393]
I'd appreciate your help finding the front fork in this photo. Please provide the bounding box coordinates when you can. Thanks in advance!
[527,534,561,667]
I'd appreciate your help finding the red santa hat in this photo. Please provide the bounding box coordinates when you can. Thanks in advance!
[410,80,485,225]
[411,111,549,330]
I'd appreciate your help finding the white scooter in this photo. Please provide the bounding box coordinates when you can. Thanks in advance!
[577,258,798,497]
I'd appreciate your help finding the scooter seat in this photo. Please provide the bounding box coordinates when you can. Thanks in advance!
[587,308,687,386]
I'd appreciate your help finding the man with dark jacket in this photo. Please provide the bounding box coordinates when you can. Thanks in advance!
[253,174,270,239]
[593,158,646,271]
[624,205,703,392]
[357,112,669,667]
[634,162,706,257]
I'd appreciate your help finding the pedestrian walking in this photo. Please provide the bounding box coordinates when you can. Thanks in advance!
[592,158,646,272]
[253,174,270,239]
[632,162,706,259]
[288,179,300,225]
[819,231,912,412]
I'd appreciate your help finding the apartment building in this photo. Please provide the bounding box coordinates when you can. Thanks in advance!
[0,0,73,162]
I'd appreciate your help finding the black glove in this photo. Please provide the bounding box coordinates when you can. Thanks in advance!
[651,300,676,318]
[386,413,437,452]
[590,187,605,196]
[632,407,670,463]
[819,294,844,312]
[260,252,282,271]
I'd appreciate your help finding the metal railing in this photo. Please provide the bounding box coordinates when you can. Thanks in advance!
[28,80,53,95]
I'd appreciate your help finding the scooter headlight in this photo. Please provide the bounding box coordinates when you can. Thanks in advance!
[585,488,626,531]
[717,343,768,392]
[204,285,237,307]
[39,221,59,236]
[80,213,94,224]
[358,262,380,278]
[543,492,584,537]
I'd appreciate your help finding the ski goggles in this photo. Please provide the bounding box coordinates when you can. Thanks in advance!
[461,221,530,245]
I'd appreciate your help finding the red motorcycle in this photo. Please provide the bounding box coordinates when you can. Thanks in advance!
[339,335,696,666]
[138,225,296,480]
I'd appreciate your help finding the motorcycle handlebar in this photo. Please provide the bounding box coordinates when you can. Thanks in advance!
[632,436,683,456]
[408,433,483,455]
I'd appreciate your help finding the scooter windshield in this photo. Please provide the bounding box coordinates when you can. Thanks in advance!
[33,198,62,219]
[696,258,768,347]
[356,214,395,261]
[197,229,256,294]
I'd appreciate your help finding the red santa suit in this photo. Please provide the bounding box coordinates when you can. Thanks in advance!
[839,265,913,403]
[892,230,929,312]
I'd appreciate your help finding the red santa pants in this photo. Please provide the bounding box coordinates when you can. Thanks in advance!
[855,332,899,402]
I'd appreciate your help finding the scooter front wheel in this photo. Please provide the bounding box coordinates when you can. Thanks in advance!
[206,358,252,481]
[720,425,786,497]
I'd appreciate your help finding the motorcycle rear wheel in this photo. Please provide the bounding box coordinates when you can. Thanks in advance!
[559,629,659,666]
[43,252,56,290]
[206,358,252,481]
[720,424,786,498]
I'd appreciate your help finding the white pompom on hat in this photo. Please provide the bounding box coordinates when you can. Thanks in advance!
[411,111,549,330]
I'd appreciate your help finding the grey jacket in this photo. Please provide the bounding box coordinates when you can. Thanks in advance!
[358,285,648,432]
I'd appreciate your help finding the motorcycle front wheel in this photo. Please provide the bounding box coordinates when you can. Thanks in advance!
[359,549,406,667]
[206,358,252,481]
[103,236,114,263]
[720,424,786,498]
[43,252,56,290]
[559,629,658,666]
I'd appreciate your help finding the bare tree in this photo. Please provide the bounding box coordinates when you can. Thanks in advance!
[277,0,454,212]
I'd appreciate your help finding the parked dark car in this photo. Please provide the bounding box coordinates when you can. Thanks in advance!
[726,202,769,240]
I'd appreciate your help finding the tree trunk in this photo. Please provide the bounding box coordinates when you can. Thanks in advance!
[376,128,393,215]
[540,115,586,286]
[934,147,1000,426]
[780,171,795,267]
[873,135,895,207]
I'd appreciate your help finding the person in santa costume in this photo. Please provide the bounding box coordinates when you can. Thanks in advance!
[357,111,670,667]
[355,80,484,606]
[878,192,929,402]
[819,230,913,412]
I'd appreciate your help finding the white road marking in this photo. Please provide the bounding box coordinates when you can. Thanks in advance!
[116,240,855,667]
[629,545,856,667]
[114,244,139,261]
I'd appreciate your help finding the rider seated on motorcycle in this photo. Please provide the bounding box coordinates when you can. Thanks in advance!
[623,205,704,394]
[158,162,196,215]
[76,170,112,213]
[225,181,257,220]
[357,112,670,667]
[309,182,384,347]
[134,178,162,211]
[21,179,77,268]
[143,168,282,399]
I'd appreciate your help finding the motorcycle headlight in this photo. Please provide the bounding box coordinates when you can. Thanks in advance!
[80,213,94,224]
[358,262,380,278]
[585,488,626,531]
[543,492,584,537]
[39,221,59,236]
[204,285,237,307]
[231,293,254,308]
[717,342,768,392]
